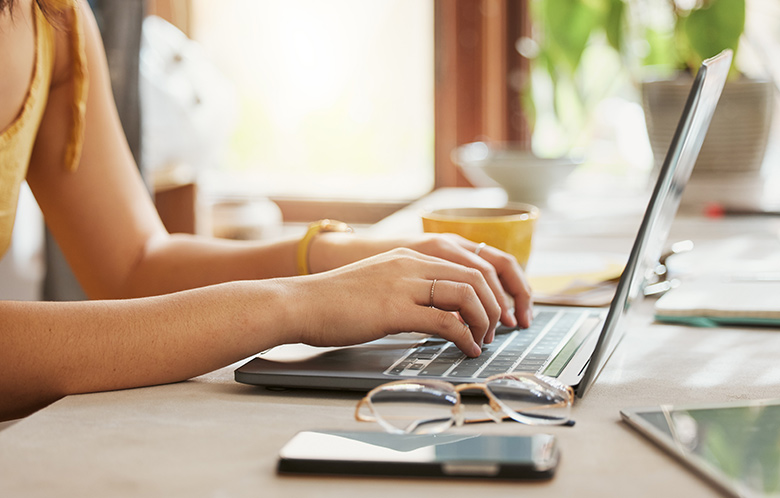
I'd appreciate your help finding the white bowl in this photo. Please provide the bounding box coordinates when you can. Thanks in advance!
[453,142,578,206]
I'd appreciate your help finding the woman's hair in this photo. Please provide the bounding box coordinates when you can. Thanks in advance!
[1,0,66,19]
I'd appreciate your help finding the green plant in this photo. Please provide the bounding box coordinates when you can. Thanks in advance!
[522,0,746,154]
[635,0,745,77]
[522,0,625,154]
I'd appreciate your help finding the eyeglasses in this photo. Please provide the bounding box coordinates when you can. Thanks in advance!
[355,373,574,435]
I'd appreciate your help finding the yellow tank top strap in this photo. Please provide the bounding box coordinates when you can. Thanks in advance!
[66,0,87,172]
[38,0,89,172]
[57,0,89,172]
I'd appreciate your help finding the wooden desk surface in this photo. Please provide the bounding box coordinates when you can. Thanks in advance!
[2,188,780,497]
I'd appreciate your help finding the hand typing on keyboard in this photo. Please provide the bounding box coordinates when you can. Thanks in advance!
[386,310,592,380]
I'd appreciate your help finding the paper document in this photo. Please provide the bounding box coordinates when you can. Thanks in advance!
[527,252,625,307]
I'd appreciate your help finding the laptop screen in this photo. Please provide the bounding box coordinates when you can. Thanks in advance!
[576,50,733,397]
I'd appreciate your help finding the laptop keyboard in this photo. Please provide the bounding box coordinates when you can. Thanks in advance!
[384,309,602,380]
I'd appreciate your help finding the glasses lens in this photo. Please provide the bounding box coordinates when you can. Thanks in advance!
[367,381,458,434]
[485,374,572,425]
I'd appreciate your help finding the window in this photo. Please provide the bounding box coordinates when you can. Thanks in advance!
[147,0,531,222]
[188,0,434,203]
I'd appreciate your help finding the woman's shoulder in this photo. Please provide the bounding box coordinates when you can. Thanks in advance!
[0,0,36,134]
[0,0,79,130]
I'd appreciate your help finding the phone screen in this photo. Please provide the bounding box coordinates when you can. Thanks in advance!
[278,430,559,480]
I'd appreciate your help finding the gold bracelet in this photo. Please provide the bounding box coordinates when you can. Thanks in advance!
[296,219,353,275]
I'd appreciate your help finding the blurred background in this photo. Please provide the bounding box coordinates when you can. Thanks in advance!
[2,0,779,300]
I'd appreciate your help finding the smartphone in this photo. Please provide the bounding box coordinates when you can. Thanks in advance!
[277,430,559,480]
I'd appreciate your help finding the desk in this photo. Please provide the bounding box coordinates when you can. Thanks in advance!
[2,188,780,497]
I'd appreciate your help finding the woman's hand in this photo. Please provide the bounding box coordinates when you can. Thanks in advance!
[310,232,533,333]
[289,248,502,357]
[389,234,533,331]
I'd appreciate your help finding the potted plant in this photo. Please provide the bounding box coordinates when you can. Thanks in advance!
[523,0,773,208]
[635,1,772,171]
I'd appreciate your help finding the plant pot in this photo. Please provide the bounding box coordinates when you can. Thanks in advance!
[642,76,773,209]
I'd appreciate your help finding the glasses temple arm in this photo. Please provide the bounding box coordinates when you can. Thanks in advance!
[354,397,377,422]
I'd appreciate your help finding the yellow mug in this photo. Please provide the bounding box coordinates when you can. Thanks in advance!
[421,204,539,269]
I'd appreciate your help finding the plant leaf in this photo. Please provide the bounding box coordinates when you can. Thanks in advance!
[604,0,625,52]
[683,0,745,71]
[543,0,603,72]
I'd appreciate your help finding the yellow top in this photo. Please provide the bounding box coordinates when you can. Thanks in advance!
[0,0,88,258]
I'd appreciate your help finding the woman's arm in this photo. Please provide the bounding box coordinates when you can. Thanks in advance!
[26,1,307,299]
[0,279,290,420]
[0,249,499,421]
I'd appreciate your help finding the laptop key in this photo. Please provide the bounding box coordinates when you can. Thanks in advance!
[449,366,482,378]
[388,365,409,375]
[513,363,542,373]
[481,366,515,377]
[420,362,454,377]
[487,358,515,369]
[448,357,488,377]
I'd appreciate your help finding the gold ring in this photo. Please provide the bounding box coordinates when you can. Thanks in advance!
[429,279,437,308]
[474,242,487,257]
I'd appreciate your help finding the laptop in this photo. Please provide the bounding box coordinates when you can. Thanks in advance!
[235,50,732,398]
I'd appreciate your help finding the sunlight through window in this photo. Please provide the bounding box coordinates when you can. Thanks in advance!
[190,0,434,200]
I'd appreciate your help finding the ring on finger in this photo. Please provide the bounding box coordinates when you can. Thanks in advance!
[474,242,487,257]
[429,279,437,308]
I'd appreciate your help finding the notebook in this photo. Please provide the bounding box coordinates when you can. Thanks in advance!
[235,50,733,398]
[654,234,780,327]
[655,278,780,327]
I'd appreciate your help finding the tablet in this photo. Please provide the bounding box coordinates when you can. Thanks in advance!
[621,399,780,498]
